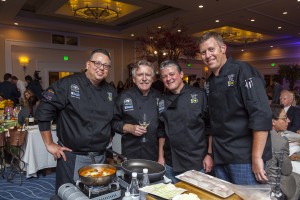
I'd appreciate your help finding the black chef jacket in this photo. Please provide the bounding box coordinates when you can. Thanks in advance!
[159,84,209,173]
[35,73,117,153]
[206,57,272,164]
[112,86,163,161]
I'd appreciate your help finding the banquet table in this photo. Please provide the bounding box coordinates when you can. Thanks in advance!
[21,125,58,178]
[284,132,300,174]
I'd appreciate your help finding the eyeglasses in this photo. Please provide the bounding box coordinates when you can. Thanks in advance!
[275,116,289,122]
[89,60,111,70]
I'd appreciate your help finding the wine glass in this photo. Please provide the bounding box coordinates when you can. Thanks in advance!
[139,113,150,143]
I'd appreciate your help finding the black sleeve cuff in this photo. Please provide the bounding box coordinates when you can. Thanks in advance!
[38,121,51,131]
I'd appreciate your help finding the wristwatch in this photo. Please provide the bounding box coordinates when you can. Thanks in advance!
[207,152,213,157]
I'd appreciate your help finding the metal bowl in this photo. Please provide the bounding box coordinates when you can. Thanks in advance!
[78,164,116,186]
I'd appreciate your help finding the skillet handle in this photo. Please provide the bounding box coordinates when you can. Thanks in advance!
[106,148,128,161]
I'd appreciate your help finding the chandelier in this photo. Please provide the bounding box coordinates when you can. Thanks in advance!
[69,0,119,21]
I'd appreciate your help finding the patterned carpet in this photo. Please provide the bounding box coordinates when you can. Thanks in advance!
[0,169,55,200]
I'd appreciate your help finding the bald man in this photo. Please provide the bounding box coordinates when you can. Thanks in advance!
[280,90,300,132]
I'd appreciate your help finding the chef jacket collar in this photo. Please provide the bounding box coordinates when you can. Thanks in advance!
[166,84,188,108]
[82,72,106,88]
[207,57,233,82]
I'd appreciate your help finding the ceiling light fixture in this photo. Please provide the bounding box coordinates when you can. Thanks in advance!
[250,19,255,22]
[131,33,135,37]
[14,22,19,26]
[278,26,282,29]
[69,0,119,21]
[215,19,220,23]
[199,5,204,8]
[283,11,288,14]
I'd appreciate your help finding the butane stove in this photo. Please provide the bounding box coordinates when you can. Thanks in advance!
[58,180,121,200]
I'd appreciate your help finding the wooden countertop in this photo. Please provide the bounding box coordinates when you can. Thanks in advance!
[147,181,243,200]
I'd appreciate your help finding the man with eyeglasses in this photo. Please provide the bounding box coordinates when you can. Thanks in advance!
[35,49,117,198]
[280,90,300,132]
[267,104,300,200]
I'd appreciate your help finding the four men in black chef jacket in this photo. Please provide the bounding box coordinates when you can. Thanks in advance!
[37,31,285,198]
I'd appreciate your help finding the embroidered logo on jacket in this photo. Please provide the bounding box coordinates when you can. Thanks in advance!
[107,92,112,101]
[205,82,210,96]
[227,74,235,87]
[158,99,165,113]
[123,98,134,111]
[43,88,55,101]
[70,84,80,99]
[190,94,198,103]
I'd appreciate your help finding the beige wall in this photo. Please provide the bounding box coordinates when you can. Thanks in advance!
[1,25,299,89]
[0,25,136,88]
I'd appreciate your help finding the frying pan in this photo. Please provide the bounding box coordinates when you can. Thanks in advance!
[106,149,165,182]
[78,164,116,186]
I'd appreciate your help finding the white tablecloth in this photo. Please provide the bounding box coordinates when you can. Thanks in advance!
[285,132,300,174]
[21,127,58,178]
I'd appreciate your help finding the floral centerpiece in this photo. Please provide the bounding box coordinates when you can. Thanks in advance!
[0,99,14,110]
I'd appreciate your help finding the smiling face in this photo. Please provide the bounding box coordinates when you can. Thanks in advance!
[160,65,184,94]
[132,65,154,96]
[85,52,111,85]
[199,37,227,76]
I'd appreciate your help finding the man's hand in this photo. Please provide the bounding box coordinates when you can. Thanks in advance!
[123,124,146,136]
[158,156,165,166]
[46,143,72,161]
[252,157,268,183]
[203,154,214,173]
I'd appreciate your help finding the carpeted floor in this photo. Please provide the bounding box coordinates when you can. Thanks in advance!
[0,168,55,200]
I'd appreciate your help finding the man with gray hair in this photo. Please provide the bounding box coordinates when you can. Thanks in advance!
[280,90,300,132]
[112,60,164,161]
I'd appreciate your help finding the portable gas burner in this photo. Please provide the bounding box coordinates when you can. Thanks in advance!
[58,180,121,200]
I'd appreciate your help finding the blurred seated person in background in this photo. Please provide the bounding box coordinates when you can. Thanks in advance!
[266,84,273,105]
[199,77,206,89]
[117,80,125,94]
[272,76,282,104]
[267,104,300,200]
[11,76,27,104]
[25,74,43,100]
[109,81,116,89]
[152,74,164,94]
[112,60,164,161]
[0,92,4,101]
[0,73,20,106]
[18,95,39,125]
[192,78,201,88]
[23,89,34,107]
[280,90,300,132]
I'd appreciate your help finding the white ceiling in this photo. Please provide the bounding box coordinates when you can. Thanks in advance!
[0,0,299,46]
